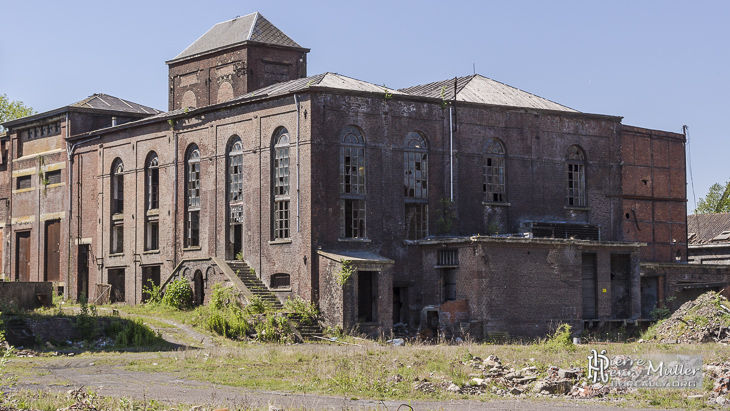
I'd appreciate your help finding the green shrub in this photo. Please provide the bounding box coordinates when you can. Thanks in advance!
[254,314,291,342]
[211,284,241,311]
[284,296,319,325]
[246,295,271,314]
[76,295,98,341]
[542,323,575,352]
[206,310,250,339]
[163,279,193,310]
[142,280,163,306]
[114,318,163,347]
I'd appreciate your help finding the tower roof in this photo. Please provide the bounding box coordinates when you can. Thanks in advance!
[169,12,305,63]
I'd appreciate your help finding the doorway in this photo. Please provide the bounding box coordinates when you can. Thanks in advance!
[15,231,31,281]
[44,220,61,282]
[77,245,89,300]
[358,271,377,323]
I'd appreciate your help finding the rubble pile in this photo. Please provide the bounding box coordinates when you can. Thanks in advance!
[705,361,730,405]
[650,291,730,344]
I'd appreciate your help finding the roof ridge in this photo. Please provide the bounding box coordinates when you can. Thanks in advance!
[470,74,578,112]
[247,12,259,40]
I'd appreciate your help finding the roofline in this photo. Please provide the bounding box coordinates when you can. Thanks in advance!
[1,106,155,130]
[688,243,730,249]
[68,79,626,141]
[414,235,644,248]
[166,40,310,65]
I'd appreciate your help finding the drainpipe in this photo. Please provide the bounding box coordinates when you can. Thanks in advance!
[449,105,454,201]
[294,94,300,233]
[66,131,100,301]
[173,129,178,269]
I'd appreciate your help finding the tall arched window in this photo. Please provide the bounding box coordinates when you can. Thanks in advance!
[186,144,201,247]
[404,131,428,239]
[110,159,124,254]
[566,145,586,206]
[228,137,244,257]
[145,152,159,251]
[272,128,290,240]
[484,138,506,202]
[339,125,366,239]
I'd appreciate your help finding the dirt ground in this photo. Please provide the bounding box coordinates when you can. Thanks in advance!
[2,311,680,411]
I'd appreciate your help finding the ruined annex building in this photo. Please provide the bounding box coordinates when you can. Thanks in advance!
[0,13,689,337]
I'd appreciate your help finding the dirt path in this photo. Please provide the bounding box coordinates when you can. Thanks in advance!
[5,310,679,410]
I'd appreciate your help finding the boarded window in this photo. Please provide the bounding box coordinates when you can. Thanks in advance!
[437,249,459,266]
[46,170,61,185]
[16,175,31,190]
[582,253,597,319]
[270,273,291,289]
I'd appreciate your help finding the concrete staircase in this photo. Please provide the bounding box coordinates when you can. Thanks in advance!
[226,260,283,310]
[287,313,325,340]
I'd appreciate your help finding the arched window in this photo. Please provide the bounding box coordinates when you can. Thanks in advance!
[484,138,506,202]
[145,152,159,251]
[339,125,366,239]
[566,145,586,206]
[186,144,201,247]
[272,128,290,240]
[110,159,124,254]
[228,137,244,258]
[404,131,428,239]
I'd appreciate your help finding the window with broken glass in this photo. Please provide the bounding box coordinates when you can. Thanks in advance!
[272,128,290,239]
[404,131,428,239]
[111,159,124,214]
[566,145,586,206]
[186,145,200,247]
[339,125,366,239]
[144,152,159,251]
[484,138,506,202]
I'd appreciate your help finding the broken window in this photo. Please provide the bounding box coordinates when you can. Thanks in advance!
[272,128,290,239]
[339,125,366,239]
[111,220,124,254]
[228,137,243,203]
[404,132,428,239]
[16,175,31,190]
[186,145,200,247]
[111,159,124,214]
[484,138,506,202]
[566,145,586,206]
[146,152,159,210]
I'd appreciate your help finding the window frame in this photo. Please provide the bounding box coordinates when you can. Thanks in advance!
[272,128,290,240]
[566,145,586,207]
[404,131,429,240]
[484,138,506,203]
[185,145,201,248]
[111,159,124,215]
[339,125,367,239]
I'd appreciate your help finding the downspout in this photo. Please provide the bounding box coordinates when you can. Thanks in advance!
[173,128,178,269]
[449,105,454,201]
[294,94,300,232]
[682,125,688,262]
[66,131,100,300]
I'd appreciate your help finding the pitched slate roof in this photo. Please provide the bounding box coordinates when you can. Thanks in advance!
[70,93,161,115]
[229,72,404,102]
[400,74,578,112]
[171,12,303,62]
[688,213,730,244]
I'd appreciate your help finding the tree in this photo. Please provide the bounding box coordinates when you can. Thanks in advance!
[695,180,730,214]
[0,94,35,131]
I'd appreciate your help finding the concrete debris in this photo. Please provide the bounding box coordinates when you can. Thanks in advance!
[650,291,730,344]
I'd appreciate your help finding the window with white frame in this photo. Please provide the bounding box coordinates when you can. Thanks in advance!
[186,145,200,247]
[272,128,290,239]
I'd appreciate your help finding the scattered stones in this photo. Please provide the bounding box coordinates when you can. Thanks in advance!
[650,291,730,344]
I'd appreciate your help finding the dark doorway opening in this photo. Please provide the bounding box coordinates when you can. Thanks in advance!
[15,231,31,281]
[141,266,161,303]
[582,253,597,319]
[358,271,377,322]
[610,254,631,318]
[108,269,126,303]
[393,287,408,324]
[193,270,204,305]
[77,245,90,300]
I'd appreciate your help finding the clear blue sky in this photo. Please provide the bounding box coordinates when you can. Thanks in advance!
[1,0,727,213]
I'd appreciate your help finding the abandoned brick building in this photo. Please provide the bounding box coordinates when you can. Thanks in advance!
[1,12,692,337]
